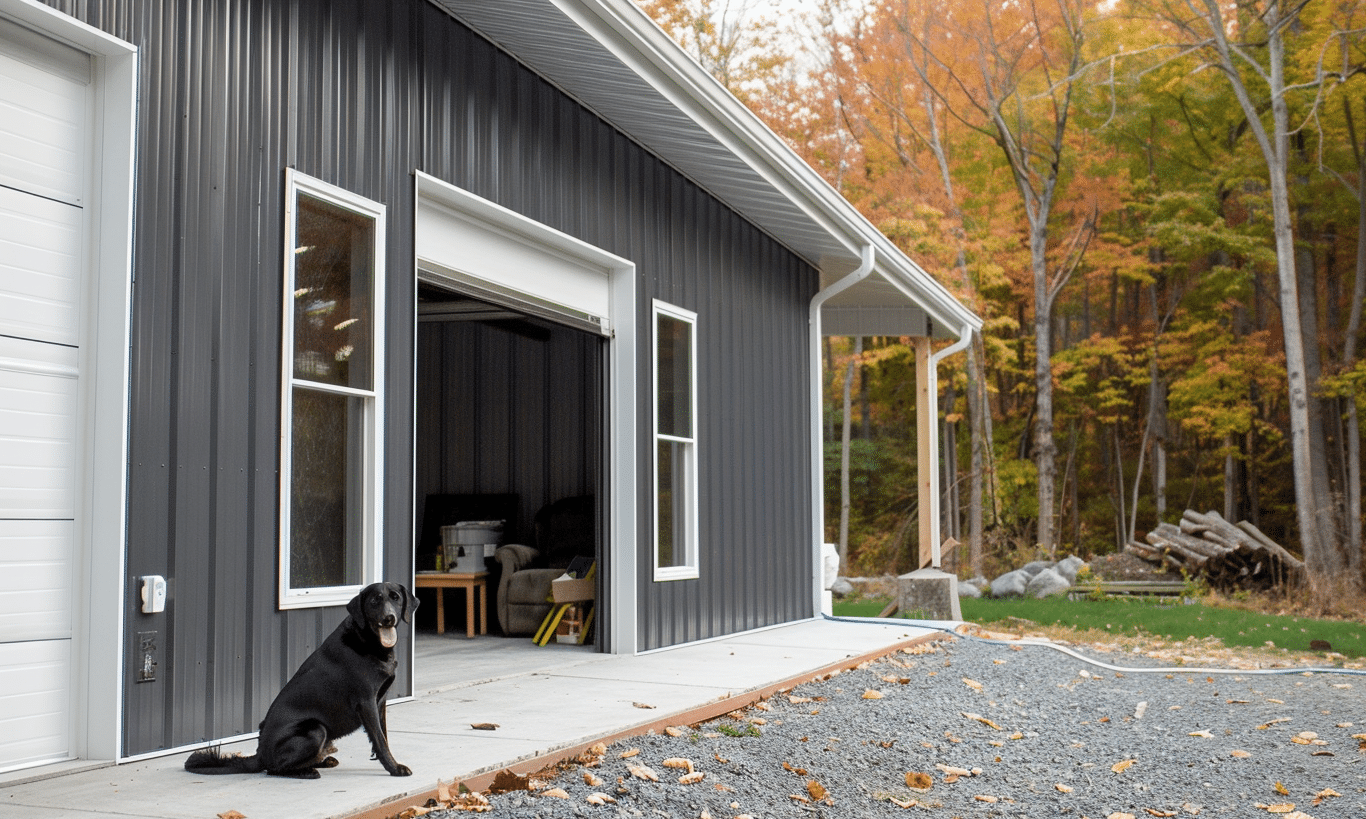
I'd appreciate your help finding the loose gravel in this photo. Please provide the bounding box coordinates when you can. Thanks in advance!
[425,634,1366,819]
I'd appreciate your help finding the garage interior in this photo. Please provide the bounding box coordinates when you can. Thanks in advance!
[413,281,605,647]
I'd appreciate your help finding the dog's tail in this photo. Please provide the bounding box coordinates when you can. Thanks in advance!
[184,746,265,775]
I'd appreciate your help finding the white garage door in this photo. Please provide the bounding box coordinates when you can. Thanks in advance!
[0,20,90,773]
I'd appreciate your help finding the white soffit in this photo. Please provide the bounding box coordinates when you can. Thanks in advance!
[429,0,981,339]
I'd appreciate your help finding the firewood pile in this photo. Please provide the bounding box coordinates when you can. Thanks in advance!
[1124,509,1305,590]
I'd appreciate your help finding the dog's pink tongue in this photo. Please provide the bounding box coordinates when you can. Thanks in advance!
[380,626,397,648]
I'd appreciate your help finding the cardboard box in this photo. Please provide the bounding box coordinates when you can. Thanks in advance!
[551,575,595,603]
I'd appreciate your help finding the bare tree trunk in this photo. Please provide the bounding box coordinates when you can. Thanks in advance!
[1224,434,1237,524]
[838,337,861,569]
[1342,95,1366,576]
[1198,0,1343,579]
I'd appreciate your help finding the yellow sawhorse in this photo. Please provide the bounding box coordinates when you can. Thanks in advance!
[533,601,595,646]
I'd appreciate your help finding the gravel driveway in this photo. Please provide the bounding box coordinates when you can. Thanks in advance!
[423,633,1366,819]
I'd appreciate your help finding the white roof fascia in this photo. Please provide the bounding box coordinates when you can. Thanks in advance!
[435,0,982,340]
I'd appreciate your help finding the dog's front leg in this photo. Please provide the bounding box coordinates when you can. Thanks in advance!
[357,698,410,776]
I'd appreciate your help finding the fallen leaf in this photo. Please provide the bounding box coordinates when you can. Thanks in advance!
[664,726,685,737]
[974,794,998,802]
[889,796,918,808]
[662,757,695,773]
[488,770,532,793]
[626,763,659,782]
[1145,810,1177,817]
[714,752,729,764]
[806,780,828,802]
[862,689,885,699]
[1257,718,1292,730]
[904,771,933,791]
[470,723,499,731]
[1188,730,1214,738]
[1009,731,1024,740]
[585,793,616,805]
[754,701,771,711]
[619,748,640,759]
[632,702,656,709]
[541,788,569,799]
[437,778,454,802]
[788,794,810,804]
[1108,814,1136,819]
[1260,804,1295,814]
[1112,759,1136,774]
[589,743,608,756]
[963,678,984,691]
[788,695,813,704]
[962,711,1003,730]
[936,763,972,777]
[217,812,247,819]
[583,772,603,787]
[1274,782,1290,795]
[679,771,706,785]
[1231,750,1252,758]
[1055,783,1073,793]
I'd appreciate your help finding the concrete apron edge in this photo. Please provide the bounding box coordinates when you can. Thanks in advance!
[340,631,947,819]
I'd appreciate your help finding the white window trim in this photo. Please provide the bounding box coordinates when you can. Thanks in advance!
[278,169,386,609]
[652,299,699,582]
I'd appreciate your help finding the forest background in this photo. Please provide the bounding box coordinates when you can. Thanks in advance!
[638,0,1366,602]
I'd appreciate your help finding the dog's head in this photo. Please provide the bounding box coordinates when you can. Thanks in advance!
[348,582,419,648]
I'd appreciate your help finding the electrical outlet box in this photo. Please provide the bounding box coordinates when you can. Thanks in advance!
[136,631,158,683]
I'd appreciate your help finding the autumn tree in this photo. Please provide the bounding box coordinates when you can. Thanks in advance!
[1125,0,1365,587]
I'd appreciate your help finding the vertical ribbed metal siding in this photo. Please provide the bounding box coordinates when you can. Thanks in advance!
[47,0,815,754]
[413,321,602,545]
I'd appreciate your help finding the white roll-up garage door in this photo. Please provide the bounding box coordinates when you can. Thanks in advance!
[0,18,90,772]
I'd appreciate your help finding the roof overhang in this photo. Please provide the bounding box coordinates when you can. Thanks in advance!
[428,0,981,340]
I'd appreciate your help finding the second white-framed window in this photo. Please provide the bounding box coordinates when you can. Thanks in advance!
[278,169,386,609]
[652,300,698,581]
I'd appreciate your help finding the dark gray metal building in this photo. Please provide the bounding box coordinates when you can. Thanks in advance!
[0,0,979,770]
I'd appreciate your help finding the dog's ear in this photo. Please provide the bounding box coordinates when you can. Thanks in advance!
[346,588,367,625]
[401,584,419,623]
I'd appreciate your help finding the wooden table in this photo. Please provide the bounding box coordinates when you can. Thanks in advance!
[414,571,489,638]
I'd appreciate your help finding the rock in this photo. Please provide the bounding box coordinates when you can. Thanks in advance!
[829,577,855,597]
[990,569,1029,598]
[957,580,982,598]
[965,575,989,592]
[1054,555,1086,582]
[1025,567,1071,598]
[1019,560,1055,577]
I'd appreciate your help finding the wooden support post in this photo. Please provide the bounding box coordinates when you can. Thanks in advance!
[914,337,939,568]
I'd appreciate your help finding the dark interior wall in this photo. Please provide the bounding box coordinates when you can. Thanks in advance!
[47,0,818,755]
[413,318,602,556]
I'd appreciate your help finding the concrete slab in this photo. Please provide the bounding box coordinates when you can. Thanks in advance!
[0,617,941,819]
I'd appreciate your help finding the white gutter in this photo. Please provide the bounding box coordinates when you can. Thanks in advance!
[924,324,975,567]
[809,244,875,613]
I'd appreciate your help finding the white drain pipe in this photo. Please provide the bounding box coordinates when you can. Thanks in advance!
[809,244,875,613]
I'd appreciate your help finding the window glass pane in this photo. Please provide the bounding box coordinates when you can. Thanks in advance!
[656,313,691,437]
[656,439,691,569]
[290,386,366,588]
[293,192,374,390]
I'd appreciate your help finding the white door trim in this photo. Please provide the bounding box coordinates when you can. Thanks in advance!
[0,0,138,764]
[413,171,638,655]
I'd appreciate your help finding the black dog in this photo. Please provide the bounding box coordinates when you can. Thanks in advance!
[184,581,418,778]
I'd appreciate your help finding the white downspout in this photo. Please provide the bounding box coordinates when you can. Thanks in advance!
[809,244,875,614]
[924,324,975,567]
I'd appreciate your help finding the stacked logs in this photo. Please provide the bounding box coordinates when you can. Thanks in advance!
[1125,509,1305,590]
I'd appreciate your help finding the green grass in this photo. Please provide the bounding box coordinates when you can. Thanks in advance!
[833,595,1366,658]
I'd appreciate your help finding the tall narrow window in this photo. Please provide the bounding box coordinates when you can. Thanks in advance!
[279,170,385,608]
[653,300,698,580]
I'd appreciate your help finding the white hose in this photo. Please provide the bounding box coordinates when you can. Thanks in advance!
[824,613,1366,677]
